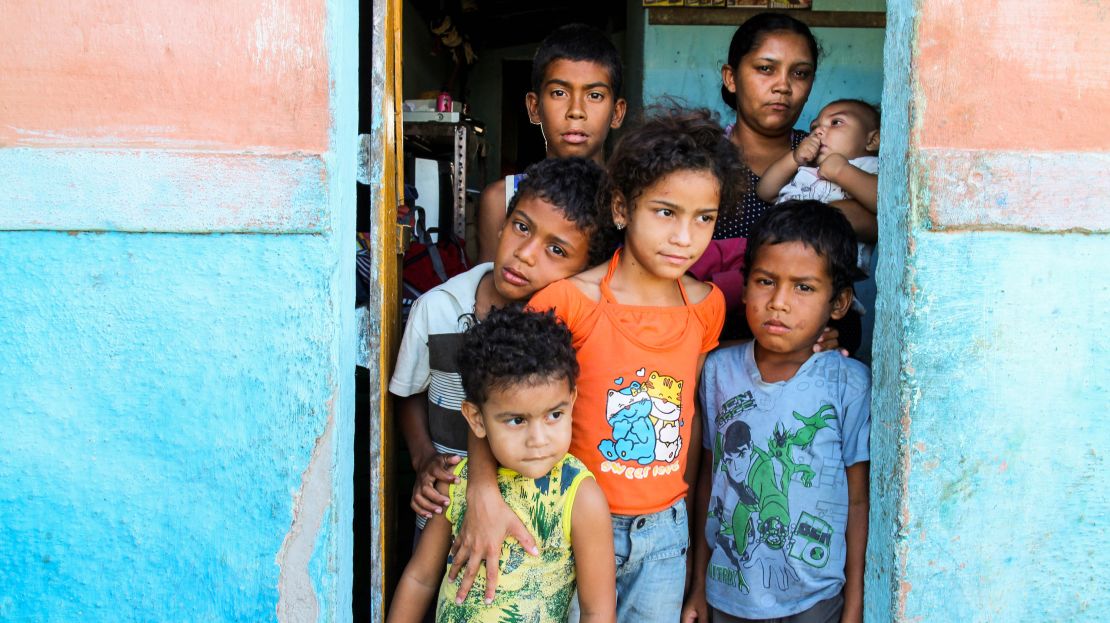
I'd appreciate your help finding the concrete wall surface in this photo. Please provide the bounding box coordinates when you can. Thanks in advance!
[868,1,1109,621]
[0,1,357,621]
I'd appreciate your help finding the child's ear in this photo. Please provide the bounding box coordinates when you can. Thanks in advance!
[721,64,738,95]
[866,129,880,152]
[611,192,629,229]
[460,401,488,438]
[829,287,853,321]
[525,92,541,125]
[609,97,628,130]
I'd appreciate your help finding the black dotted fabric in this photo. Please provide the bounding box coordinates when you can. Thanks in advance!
[713,129,808,240]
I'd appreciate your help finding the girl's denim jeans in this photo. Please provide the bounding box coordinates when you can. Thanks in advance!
[570,499,689,622]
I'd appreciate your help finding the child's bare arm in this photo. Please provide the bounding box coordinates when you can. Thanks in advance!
[386,488,453,623]
[449,429,538,604]
[681,354,707,604]
[683,357,706,514]
[829,198,877,244]
[756,135,819,203]
[683,353,708,584]
[841,462,870,623]
[683,353,709,529]
[684,411,702,536]
[396,393,460,518]
[819,156,878,214]
[571,478,617,623]
[477,179,508,263]
[680,448,714,622]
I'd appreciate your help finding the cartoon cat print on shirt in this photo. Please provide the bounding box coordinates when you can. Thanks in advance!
[597,370,684,465]
[644,372,683,462]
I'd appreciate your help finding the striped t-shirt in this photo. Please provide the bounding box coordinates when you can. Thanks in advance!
[389,263,493,526]
[503,173,526,211]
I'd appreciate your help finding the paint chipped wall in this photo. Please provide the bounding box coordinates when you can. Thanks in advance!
[868,1,1109,621]
[0,1,356,621]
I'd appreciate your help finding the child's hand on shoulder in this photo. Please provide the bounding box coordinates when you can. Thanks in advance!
[449,481,539,604]
[814,326,850,357]
[818,153,850,182]
[794,134,822,166]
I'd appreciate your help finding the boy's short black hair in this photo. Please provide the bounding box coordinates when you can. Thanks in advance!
[531,23,623,95]
[507,157,620,266]
[743,200,865,297]
[457,305,579,407]
[607,105,747,220]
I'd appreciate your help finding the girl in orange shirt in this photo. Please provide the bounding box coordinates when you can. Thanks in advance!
[452,106,746,623]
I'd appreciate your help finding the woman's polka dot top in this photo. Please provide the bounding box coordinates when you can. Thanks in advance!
[713,129,808,240]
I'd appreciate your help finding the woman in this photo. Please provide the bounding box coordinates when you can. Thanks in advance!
[693,13,870,350]
[715,13,876,242]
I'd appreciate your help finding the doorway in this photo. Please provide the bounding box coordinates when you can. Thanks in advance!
[358,2,902,621]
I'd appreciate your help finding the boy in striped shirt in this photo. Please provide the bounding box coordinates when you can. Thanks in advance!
[390,157,617,533]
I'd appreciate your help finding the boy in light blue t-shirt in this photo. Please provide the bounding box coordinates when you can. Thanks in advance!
[685,200,872,623]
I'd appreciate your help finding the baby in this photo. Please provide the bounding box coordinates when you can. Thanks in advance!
[756,99,880,212]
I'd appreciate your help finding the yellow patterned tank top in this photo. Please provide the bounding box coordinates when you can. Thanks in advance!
[436,454,594,623]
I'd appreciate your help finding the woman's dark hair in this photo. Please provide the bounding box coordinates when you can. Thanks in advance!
[743,200,865,298]
[721,13,821,110]
[457,305,579,407]
[606,104,747,225]
[507,157,620,266]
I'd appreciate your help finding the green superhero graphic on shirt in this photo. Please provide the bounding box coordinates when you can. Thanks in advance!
[710,405,837,592]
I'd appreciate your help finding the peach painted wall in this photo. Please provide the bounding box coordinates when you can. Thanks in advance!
[912,0,1110,231]
[0,0,329,152]
[917,0,1110,152]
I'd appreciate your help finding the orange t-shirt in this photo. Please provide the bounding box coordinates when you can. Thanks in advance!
[529,252,725,515]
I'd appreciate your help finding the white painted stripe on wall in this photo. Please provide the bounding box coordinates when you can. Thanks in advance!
[0,148,328,233]
[918,149,1110,233]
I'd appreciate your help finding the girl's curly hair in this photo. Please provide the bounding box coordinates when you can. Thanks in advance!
[606,104,748,225]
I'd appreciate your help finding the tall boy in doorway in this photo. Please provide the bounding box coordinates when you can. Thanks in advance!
[476,23,627,262]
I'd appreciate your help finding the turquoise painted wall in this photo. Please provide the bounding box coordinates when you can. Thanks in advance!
[640,3,885,129]
[0,1,357,621]
[0,234,335,619]
[868,1,1110,620]
[864,1,909,618]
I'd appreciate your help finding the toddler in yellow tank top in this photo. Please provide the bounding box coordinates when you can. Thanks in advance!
[387,306,617,623]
